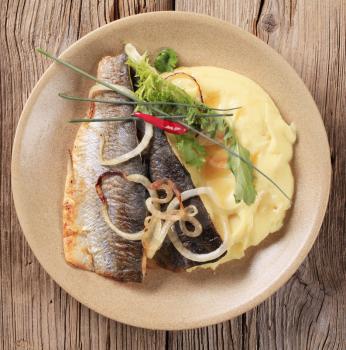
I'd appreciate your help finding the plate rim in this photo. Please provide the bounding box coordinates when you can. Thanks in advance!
[11,11,331,330]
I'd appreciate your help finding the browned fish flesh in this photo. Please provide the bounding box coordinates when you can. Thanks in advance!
[63,54,147,282]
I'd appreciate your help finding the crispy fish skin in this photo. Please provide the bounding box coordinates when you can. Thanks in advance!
[149,128,224,271]
[63,54,147,282]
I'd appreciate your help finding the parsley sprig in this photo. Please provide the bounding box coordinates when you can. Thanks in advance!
[154,48,178,73]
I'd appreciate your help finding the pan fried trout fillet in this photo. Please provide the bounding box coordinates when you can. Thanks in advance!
[149,128,224,271]
[63,54,147,282]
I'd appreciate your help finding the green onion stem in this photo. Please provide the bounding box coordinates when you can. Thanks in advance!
[70,113,231,123]
[37,48,290,202]
[36,48,137,101]
[70,117,140,123]
[70,116,185,123]
[59,93,233,119]
[59,93,138,105]
[58,93,240,112]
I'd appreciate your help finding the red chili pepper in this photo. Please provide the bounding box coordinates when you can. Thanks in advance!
[133,111,188,135]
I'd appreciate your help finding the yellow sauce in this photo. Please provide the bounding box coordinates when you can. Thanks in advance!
[167,67,296,269]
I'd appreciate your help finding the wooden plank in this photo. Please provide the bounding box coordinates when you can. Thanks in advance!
[117,0,174,17]
[174,0,345,349]
[1,0,345,349]
[0,1,173,349]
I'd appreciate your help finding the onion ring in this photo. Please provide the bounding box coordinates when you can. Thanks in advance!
[179,216,202,238]
[88,84,114,99]
[149,179,183,207]
[142,217,164,259]
[164,72,204,103]
[165,187,228,262]
[167,225,228,262]
[100,122,153,166]
[126,173,157,200]
[145,198,183,221]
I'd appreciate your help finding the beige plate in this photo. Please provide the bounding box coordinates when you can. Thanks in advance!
[12,12,331,330]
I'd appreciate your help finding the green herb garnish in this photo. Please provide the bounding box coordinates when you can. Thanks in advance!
[126,51,202,118]
[224,122,256,205]
[154,48,178,73]
[228,140,256,204]
[126,44,257,204]
[36,46,290,204]
[175,134,207,169]
[59,92,239,112]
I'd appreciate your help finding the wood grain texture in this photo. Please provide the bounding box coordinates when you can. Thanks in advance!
[174,0,346,349]
[0,0,344,349]
[0,1,173,350]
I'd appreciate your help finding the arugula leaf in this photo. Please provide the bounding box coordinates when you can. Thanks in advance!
[228,142,257,205]
[175,134,207,168]
[221,119,256,204]
[154,48,178,73]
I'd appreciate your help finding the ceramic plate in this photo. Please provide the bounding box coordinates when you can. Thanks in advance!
[12,12,331,330]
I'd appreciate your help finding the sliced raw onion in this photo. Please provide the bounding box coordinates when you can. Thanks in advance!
[100,122,153,166]
[143,215,160,241]
[142,217,164,259]
[137,178,183,256]
[149,179,182,205]
[164,72,204,103]
[89,84,113,98]
[179,216,202,238]
[166,187,228,262]
[166,188,210,211]
[143,212,203,259]
[126,174,157,199]
[144,183,199,256]
[151,183,174,204]
[167,187,226,212]
[125,174,167,258]
[143,202,200,257]
[184,205,198,216]
[88,82,137,101]
[144,216,152,227]
[176,204,202,238]
[168,227,228,262]
[156,219,177,248]
[146,197,183,221]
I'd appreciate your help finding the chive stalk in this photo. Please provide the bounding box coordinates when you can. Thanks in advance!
[37,48,291,202]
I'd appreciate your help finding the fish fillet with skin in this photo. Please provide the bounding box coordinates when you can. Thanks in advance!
[63,54,147,282]
[149,128,225,271]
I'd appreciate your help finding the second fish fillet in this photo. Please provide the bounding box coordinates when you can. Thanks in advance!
[63,54,147,282]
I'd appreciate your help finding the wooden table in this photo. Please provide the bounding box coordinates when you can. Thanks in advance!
[1,1,345,349]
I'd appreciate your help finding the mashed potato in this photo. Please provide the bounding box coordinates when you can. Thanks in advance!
[168,66,296,269]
